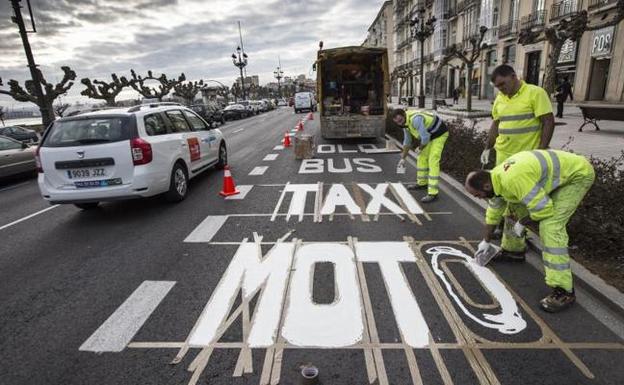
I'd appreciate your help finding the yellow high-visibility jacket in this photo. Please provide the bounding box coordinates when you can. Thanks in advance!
[490,150,593,221]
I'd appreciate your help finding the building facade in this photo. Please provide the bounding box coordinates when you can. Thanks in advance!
[372,0,624,104]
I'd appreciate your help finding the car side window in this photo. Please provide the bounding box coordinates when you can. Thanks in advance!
[0,137,21,150]
[165,110,191,133]
[183,110,208,131]
[143,114,168,136]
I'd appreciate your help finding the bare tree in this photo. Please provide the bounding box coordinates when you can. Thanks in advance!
[431,51,455,109]
[173,79,206,105]
[54,102,70,117]
[519,2,624,94]
[0,67,76,127]
[446,26,488,112]
[80,73,128,106]
[125,70,185,102]
[0,105,5,126]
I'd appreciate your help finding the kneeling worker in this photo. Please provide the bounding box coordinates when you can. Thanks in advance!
[464,149,595,312]
[392,108,449,203]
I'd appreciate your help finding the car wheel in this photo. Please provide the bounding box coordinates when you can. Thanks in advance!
[217,143,227,169]
[75,202,99,210]
[221,116,226,124]
[165,162,188,202]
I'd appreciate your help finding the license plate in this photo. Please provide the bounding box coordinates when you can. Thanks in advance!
[74,178,122,188]
[67,168,106,179]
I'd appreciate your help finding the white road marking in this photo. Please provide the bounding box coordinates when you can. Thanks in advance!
[184,215,228,243]
[0,181,30,193]
[232,128,244,133]
[263,154,279,161]
[249,166,269,176]
[225,185,253,200]
[273,145,284,150]
[0,204,59,232]
[79,280,176,352]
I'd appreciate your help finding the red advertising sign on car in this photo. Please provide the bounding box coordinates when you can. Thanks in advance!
[188,137,201,161]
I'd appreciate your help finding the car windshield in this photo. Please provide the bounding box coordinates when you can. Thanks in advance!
[224,105,243,110]
[43,116,132,147]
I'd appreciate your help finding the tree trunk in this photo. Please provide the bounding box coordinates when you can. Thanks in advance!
[40,100,55,128]
[466,63,474,112]
[543,39,565,95]
[105,97,116,107]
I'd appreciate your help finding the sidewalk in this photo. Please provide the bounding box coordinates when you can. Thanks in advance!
[391,97,624,161]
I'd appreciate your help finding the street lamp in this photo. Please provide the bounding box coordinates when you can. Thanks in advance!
[410,8,436,108]
[232,46,248,100]
[273,65,284,98]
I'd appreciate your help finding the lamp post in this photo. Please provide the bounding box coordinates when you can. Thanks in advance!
[273,65,283,98]
[231,46,248,100]
[410,7,436,108]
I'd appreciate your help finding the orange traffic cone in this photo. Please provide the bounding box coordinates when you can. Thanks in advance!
[308,112,314,120]
[297,121,304,131]
[219,165,239,197]
[283,132,291,147]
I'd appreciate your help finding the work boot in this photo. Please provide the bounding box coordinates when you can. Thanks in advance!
[421,194,438,203]
[493,249,526,262]
[407,184,427,191]
[540,287,575,313]
[491,226,503,240]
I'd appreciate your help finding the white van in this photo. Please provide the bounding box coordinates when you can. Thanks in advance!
[37,103,227,209]
[294,92,316,113]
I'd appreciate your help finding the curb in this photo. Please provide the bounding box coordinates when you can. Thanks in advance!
[385,133,624,320]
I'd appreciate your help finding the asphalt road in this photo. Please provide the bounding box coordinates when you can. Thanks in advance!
[0,107,623,385]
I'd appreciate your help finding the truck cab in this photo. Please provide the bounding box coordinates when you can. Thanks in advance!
[316,46,389,139]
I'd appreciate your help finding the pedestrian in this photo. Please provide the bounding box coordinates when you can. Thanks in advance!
[480,64,555,247]
[465,149,595,312]
[452,87,459,105]
[392,108,449,203]
[555,76,573,118]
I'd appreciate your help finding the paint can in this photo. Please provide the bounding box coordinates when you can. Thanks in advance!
[300,365,319,385]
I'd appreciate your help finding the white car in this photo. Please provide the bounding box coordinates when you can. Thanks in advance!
[294,92,316,113]
[37,103,227,209]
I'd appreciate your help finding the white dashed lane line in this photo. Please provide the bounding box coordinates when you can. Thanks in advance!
[249,166,269,176]
[263,154,279,161]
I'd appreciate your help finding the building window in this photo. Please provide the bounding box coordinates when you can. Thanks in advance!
[503,45,516,64]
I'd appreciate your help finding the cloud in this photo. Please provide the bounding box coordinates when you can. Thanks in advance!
[0,0,383,106]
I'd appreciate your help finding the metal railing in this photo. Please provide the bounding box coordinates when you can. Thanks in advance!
[551,0,582,21]
[498,20,518,38]
[521,10,548,29]
[588,0,618,10]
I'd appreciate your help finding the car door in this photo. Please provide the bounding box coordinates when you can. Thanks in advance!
[164,109,197,170]
[183,109,217,166]
[0,136,35,178]
[142,113,174,188]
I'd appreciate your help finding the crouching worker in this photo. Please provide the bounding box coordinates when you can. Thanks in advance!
[393,108,449,203]
[464,149,595,312]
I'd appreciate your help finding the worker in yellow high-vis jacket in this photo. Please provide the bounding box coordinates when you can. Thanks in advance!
[464,150,595,312]
[482,64,555,260]
[392,108,449,203]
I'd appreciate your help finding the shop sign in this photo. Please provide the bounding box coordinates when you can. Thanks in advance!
[591,26,614,57]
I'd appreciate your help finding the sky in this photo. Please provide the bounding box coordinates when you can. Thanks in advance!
[0,0,383,108]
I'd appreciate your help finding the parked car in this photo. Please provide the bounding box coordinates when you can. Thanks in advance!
[238,100,256,116]
[277,99,288,107]
[0,135,37,178]
[37,104,227,209]
[294,92,316,113]
[223,104,249,120]
[0,125,39,143]
[251,100,264,114]
[190,103,225,127]
[288,97,294,107]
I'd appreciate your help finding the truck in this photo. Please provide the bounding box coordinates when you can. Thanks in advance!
[316,46,390,139]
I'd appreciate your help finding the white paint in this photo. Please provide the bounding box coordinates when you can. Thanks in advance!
[427,246,527,334]
[321,184,362,216]
[189,241,296,347]
[391,183,424,214]
[352,158,383,173]
[337,144,357,153]
[225,185,253,200]
[327,158,353,173]
[0,204,59,232]
[232,128,244,133]
[263,154,279,161]
[284,184,319,222]
[299,159,324,174]
[79,281,176,352]
[281,243,364,347]
[184,215,228,242]
[356,242,430,347]
[249,166,269,176]
[316,144,335,154]
[273,145,284,150]
[358,184,405,215]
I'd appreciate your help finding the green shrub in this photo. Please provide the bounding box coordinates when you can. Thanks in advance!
[439,118,488,182]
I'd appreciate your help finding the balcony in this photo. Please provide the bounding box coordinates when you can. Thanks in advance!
[588,0,618,11]
[551,0,582,21]
[521,10,548,30]
[445,2,457,18]
[498,20,518,38]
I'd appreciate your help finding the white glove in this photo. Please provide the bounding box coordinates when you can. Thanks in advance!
[480,148,491,165]
[396,158,406,174]
[474,240,493,266]
[512,221,526,237]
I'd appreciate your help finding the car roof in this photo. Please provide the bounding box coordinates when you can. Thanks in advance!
[57,103,193,121]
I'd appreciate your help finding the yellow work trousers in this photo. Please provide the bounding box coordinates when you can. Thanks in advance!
[416,132,448,196]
